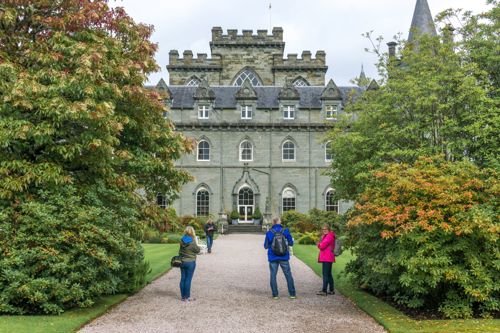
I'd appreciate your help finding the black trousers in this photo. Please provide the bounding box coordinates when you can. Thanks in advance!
[322,262,334,292]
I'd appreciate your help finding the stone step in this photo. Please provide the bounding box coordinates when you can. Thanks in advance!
[227,224,265,234]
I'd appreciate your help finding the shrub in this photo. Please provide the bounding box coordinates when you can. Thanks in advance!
[308,208,344,234]
[230,210,239,220]
[281,211,314,233]
[297,232,320,245]
[345,157,499,318]
[178,215,204,234]
[252,208,263,220]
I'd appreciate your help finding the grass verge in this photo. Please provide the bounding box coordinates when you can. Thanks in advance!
[0,243,179,333]
[293,245,500,333]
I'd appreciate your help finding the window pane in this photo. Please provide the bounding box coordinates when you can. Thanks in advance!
[240,141,253,160]
[198,141,210,160]
[325,142,332,161]
[233,70,262,86]
[326,190,339,213]
[197,190,209,216]
[283,141,295,160]
[156,193,166,208]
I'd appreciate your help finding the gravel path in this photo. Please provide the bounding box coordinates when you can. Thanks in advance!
[80,234,385,333]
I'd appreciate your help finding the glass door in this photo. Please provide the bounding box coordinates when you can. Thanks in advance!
[238,187,254,223]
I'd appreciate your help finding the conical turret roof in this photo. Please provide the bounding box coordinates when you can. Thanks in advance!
[408,0,437,42]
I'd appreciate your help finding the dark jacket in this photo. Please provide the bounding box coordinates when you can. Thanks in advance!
[264,224,294,262]
[204,222,217,235]
[179,235,200,262]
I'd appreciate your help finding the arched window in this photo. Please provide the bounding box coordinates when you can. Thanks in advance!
[240,141,253,161]
[282,188,296,212]
[156,193,166,209]
[292,78,309,87]
[325,189,339,213]
[196,188,210,216]
[282,141,295,161]
[197,140,210,161]
[325,141,333,162]
[233,69,262,87]
[186,77,201,86]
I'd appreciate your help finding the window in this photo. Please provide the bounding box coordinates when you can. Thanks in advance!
[197,140,210,161]
[325,190,339,213]
[233,69,262,87]
[198,105,210,119]
[325,141,333,162]
[293,78,309,87]
[282,188,296,212]
[325,105,338,119]
[283,105,295,119]
[282,141,295,161]
[156,193,166,209]
[241,105,253,119]
[240,141,253,161]
[186,77,201,86]
[196,189,210,216]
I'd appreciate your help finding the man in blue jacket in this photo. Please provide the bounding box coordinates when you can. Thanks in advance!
[264,217,296,299]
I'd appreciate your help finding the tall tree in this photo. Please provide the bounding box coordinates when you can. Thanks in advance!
[0,0,191,314]
[326,3,499,201]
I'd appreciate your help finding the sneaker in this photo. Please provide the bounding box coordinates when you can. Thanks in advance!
[328,291,335,295]
[272,296,279,300]
[186,297,196,302]
[181,298,187,302]
[289,296,297,299]
[316,291,328,296]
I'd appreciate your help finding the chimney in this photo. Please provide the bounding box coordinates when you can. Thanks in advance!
[387,42,397,58]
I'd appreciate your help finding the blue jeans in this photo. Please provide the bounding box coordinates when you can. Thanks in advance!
[206,234,213,251]
[269,260,296,297]
[180,261,196,299]
[322,262,334,292]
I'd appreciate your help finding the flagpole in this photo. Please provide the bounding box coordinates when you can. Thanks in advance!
[269,1,272,31]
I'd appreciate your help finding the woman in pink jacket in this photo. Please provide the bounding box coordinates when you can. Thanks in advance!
[317,224,335,296]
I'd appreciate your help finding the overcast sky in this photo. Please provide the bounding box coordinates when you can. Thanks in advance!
[111,0,491,86]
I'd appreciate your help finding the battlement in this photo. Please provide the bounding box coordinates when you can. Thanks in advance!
[210,27,284,46]
[168,50,222,69]
[273,50,326,68]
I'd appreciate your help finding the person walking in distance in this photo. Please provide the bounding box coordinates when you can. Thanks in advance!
[317,223,335,296]
[203,218,217,253]
[264,217,296,299]
[179,226,200,301]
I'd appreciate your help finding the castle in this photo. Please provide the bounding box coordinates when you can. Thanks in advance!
[156,0,436,223]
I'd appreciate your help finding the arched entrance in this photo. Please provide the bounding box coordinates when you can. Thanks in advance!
[238,186,254,223]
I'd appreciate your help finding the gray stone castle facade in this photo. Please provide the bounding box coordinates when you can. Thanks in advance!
[158,26,364,223]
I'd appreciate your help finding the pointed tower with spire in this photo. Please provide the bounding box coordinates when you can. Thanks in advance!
[408,0,437,42]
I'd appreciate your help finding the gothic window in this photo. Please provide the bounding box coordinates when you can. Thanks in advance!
[325,141,333,162]
[241,105,253,119]
[325,104,338,120]
[197,140,210,161]
[282,141,295,161]
[240,140,253,161]
[156,193,166,209]
[186,77,201,86]
[282,188,296,212]
[198,105,210,119]
[283,105,295,119]
[233,69,262,87]
[325,189,339,213]
[292,78,309,87]
[196,188,210,216]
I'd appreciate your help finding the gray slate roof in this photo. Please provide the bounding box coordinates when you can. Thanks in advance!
[169,86,364,109]
[408,0,437,42]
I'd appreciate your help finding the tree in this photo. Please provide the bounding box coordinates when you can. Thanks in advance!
[345,156,499,318]
[0,0,191,314]
[326,3,499,200]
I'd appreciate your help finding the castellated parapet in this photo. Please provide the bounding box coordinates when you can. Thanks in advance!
[167,27,327,86]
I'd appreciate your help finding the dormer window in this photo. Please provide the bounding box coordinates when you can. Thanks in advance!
[198,105,210,119]
[325,105,338,120]
[283,105,295,120]
[241,105,253,119]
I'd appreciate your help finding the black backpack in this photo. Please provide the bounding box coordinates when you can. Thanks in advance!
[270,228,289,256]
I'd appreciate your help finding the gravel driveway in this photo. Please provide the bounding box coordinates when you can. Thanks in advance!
[80,234,385,333]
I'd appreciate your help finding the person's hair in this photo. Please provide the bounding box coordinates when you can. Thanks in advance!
[207,218,213,223]
[272,217,281,225]
[184,226,196,237]
[322,223,331,231]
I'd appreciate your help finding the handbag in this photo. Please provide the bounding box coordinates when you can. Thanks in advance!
[170,255,183,268]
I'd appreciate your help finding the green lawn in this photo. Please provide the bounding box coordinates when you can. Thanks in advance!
[293,245,500,333]
[0,243,179,333]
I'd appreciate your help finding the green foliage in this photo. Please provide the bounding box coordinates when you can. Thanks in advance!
[178,215,205,234]
[252,207,262,220]
[345,157,499,319]
[296,232,320,245]
[0,1,191,314]
[230,210,239,220]
[281,209,343,235]
[327,6,499,200]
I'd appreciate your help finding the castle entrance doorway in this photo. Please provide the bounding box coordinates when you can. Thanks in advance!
[238,187,254,223]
